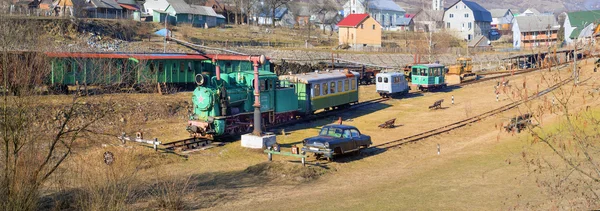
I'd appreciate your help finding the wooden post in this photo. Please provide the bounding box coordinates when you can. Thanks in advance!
[301,157,306,166]
[154,138,158,151]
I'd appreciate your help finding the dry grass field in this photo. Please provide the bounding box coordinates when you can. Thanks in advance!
[26,58,599,210]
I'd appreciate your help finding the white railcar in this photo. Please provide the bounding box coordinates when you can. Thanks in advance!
[375,72,409,98]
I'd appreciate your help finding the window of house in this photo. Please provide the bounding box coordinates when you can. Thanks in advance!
[361,24,363,29]
[465,13,469,18]
[337,81,342,92]
[323,83,328,95]
[330,81,336,94]
[344,79,349,91]
[372,24,375,30]
[463,5,466,9]
[468,22,472,29]
[450,14,454,18]
[447,22,450,28]
[314,84,320,97]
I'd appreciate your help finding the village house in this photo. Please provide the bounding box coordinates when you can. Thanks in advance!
[254,7,288,25]
[512,14,559,49]
[443,0,492,41]
[337,13,382,49]
[204,0,237,24]
[520,8,540,16]
[561,10,600,44]
[343,0,405,30]
[150,0,221,28]
[412,9,444,32]
[395,15,414,31]
[489,9,513,35]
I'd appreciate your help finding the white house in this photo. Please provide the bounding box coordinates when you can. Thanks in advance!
[342,0,406,30]
[143,0,170,15]
[443,0,492,41]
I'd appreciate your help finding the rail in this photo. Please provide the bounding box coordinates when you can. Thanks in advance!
[365,76,582,154]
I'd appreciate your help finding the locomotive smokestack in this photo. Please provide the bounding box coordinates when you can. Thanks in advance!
[252,55,266,136]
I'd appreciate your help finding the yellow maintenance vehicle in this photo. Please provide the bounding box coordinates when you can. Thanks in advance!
[445,57,477,84]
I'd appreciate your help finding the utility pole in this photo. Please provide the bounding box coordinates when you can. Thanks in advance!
[428,30,432,62]
[164,16,168,53]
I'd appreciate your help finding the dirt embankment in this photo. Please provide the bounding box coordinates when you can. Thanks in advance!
[0,17,157,51]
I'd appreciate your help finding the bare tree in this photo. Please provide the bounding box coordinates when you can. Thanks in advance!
[311,0,338,34]
[0,16,113,210]
[264,0,290,27]
[508,45,600,208]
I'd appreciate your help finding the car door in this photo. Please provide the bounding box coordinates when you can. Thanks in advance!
[342,129,354,153]
[350,129,366,147]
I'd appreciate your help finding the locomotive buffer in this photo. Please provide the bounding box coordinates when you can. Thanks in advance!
[241,55,277,149]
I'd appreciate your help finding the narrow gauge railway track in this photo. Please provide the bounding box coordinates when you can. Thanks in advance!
[364,76,579,154]
[160,59,589,151]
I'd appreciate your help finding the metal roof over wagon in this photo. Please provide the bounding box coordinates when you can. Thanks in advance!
[44,52,269,61]
[279,70,359,84]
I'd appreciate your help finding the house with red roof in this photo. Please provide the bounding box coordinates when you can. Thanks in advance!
[337,14,382,49]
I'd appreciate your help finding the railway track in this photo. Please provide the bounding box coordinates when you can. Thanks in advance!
[364,76,579,154]
[156,58,589,152]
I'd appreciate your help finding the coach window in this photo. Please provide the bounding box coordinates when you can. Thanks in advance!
[351,79,356,90]
[188,62,193,71]
[337,81,342,92]
[384,77,388,83]
[323,83,328,95]
[268,79,273,90]
[377,77,382,82]
[344,79,349,91]
[179,62,185,72]
[314,84,320,97]
[149,62,156,73]
[260,80,266,91]
[65,60,72,73]
[158,62,164,73]
[330,81,336,94]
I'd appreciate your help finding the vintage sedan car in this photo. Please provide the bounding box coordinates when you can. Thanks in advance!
[302,124,372,160]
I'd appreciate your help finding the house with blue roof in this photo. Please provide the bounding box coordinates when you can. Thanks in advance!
[443,0,492,41]
[254,7,288,25]
[342,0,406,30]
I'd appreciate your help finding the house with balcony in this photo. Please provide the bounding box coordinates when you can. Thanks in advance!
[443,0,492,41]
[512,14,559,49]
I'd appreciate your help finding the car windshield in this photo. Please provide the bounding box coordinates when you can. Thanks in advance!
[319,127,344,138]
